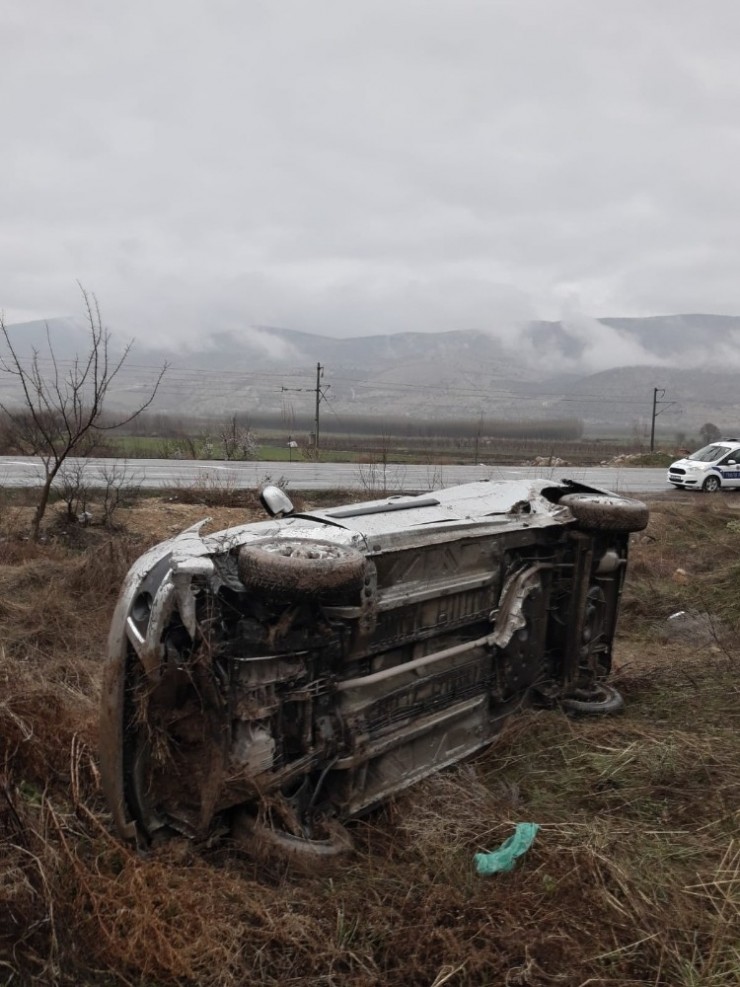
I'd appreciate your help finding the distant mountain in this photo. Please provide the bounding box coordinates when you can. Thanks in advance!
[2,314,740,434]
[525,313,740,362]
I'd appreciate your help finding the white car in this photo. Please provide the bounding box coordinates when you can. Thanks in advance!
[100,479,648,854]
[667,440,740,492]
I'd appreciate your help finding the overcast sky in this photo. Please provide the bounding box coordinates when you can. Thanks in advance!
[3,0,740,353]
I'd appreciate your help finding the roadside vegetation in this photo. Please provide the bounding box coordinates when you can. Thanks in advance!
[100,427,680,468]
[0,489,738,985]
[1,405,688,468]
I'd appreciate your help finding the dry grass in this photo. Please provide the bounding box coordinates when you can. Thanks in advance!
[0,495,739,985]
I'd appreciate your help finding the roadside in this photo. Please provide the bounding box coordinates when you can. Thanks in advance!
[0,492,737,986]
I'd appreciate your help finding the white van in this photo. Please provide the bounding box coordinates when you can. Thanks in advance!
[667,440,740,491]
[100,479,647,851]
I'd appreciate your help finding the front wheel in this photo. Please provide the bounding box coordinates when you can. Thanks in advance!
[231,809,353,861]
[559,493,649,532]
[702,475,721,493]
[237,538,367,602]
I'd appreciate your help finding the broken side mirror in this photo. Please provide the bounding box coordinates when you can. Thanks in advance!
[260,485,294,517]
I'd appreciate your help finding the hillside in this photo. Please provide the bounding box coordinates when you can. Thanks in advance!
[3,314,740,430]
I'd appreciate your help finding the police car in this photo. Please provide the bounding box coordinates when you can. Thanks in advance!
[667,440,740,491]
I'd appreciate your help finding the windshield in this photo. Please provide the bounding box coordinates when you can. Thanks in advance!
[688,444,732,463]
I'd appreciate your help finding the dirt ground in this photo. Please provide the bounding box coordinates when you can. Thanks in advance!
[0,491,738,986]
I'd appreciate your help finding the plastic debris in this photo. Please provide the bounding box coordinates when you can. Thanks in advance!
[474,822,540,875]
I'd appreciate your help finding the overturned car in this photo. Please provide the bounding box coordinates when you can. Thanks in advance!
[100,479,648,854]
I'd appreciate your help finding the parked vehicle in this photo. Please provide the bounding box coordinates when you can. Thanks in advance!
[100,478,648,856]
[667,440,740,491]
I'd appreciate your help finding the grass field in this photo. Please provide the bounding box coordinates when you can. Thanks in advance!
[0,490,738,985]
[104,431,678,468]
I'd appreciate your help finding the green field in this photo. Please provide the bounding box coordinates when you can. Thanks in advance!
[104,431,676,467]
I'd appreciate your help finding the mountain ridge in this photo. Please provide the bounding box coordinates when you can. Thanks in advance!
[2,314,740,432]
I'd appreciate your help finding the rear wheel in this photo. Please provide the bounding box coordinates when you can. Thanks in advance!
[702,475,721,493]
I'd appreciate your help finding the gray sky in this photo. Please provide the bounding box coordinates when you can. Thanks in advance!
[3,0,740,353]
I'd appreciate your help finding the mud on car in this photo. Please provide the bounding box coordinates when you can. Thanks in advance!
[100,479,648,855]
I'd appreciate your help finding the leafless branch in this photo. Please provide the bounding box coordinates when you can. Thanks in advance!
[0,287,167,539]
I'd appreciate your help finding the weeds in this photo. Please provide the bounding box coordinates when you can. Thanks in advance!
[0,496,738,985]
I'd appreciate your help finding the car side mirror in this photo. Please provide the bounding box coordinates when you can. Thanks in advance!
[728,460,737,466]
[260,485,294,517]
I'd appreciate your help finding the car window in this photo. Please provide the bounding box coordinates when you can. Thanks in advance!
[689,444,731,463]
[717,448,740,464]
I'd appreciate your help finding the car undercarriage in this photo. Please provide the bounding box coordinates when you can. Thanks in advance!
[100,479,648,855]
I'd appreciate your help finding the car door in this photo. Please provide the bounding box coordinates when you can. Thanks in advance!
[718,448,740,487]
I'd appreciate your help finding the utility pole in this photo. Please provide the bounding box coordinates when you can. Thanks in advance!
[280,363,330,456]
[649,388,677,452]
[313,363,331,454]
[315,362,322,452]
[650,388,664,452]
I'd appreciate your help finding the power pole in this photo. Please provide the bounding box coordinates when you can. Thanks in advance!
[650,388,677,452]
[313,362,330,454]
[315,363,322,452]
[650,388,664,452]
[280,363,330,456]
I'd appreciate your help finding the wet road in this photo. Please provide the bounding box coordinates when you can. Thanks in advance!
[0,456,672,495]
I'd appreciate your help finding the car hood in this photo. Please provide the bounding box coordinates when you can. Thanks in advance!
[670,458,711,469]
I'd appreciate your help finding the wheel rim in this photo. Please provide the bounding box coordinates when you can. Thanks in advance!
[259,541,349,561]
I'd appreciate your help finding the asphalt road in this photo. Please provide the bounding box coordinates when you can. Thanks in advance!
[0,456,672,495]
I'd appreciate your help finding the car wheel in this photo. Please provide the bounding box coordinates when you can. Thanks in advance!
[231,809,353,860]
[123,653,227,843]
[702,475,721,493]
[560,683,624,716]
[237,538,367,602]
[559,493,649,532]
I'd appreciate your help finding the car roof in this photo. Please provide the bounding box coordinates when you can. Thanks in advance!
[292,478,567,538]
[192,478,573,557]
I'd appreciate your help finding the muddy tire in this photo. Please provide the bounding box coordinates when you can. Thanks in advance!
[560,683,624,716]
[559,493,649,532]
[702,475,721,493]
[232,810,353,861]
[237,538,366,602]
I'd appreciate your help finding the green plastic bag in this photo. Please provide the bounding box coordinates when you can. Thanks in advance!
[474,822,540,875]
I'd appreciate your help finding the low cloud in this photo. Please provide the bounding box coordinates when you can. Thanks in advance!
[4,1,740,367]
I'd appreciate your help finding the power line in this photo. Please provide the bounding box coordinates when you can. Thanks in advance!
[18,354,635,400]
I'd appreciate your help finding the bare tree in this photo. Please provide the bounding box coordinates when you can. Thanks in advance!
[219,414,257,460]
[358,427,396,495]
[0,286,167,539]
[99,462,143,528]
[699,422,721,446]
[58,458,92,523]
